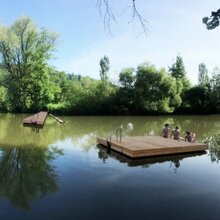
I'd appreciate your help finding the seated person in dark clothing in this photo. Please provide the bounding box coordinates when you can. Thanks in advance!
[161,123,170,138]
[185,131,196,142]
[170,126,182,140]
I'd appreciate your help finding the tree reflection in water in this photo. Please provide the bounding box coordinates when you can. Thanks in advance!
[205,134,220,162]
[0,145,63,209]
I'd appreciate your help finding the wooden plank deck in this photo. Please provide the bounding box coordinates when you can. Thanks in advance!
[97,144,206,166]
[97,136,208,158]
[23,111,48,128]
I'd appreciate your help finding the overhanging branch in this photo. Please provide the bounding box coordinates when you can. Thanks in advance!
[203,9,220,30]
[97,0,148,35]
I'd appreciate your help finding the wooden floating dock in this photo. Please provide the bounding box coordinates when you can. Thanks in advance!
[97,144,206,166]
[23,111,48,128]
[97,136,208,158]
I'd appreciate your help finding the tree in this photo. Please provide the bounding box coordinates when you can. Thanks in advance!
[180,63,211,113]
[117,68,135,114]
[0,17,57,112]
[134,63,182,114]
[198,63,209,85]
[169,55,191,108]
[169,55,186,79]
[203,9,220,30]
[210,67,220,112]
[99,55,110,81]
[119,68,135,89]
[184,86,211,113]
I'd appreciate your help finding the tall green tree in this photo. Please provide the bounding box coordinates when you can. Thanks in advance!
[99,55,110,81]
[169,55,186,79]
[116,68,135,114]
[210,67,220,112]
[169,55,191,111]
[198,63,209,85]
[0,17,57,112]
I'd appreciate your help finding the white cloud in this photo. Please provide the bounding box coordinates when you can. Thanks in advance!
[66,34,174,80]
[64,0,220,85]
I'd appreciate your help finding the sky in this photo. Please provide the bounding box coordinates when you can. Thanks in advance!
[0,0,220,84]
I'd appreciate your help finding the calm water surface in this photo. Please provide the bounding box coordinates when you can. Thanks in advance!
[0,114,220,220]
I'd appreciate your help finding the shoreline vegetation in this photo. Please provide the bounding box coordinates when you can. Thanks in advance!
[0,17,219,116]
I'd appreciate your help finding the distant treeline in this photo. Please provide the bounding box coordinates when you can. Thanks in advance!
[0,17,219,115]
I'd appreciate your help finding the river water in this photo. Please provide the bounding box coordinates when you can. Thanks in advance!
[0,114,220,220]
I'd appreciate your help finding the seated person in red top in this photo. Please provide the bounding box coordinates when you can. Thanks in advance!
[161,123,170,138]
[185,131,196,143]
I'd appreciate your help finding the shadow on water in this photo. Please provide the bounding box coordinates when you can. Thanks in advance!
[0,145,63,209]
[97,144,206,170]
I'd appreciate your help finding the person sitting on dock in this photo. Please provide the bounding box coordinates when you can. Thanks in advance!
[161,123,170,138]
[31,118,37,125]
[185,131,196,143]
[170,126,182,141]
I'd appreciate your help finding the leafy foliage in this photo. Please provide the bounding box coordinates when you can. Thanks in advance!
[134,63,182,114]
[169,55,186,79]
[99,55,110,81]
[198,63,209,86]
[203,9,220,30]
[0,17,57,112]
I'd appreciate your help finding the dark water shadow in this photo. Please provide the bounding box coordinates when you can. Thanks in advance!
[0,145,63,209]
[97,144,206,168]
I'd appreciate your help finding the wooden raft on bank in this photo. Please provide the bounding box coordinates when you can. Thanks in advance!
[23,111,48,128]
[97,136,208,158]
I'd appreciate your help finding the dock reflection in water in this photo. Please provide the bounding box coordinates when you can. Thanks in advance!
[97,144,207,169]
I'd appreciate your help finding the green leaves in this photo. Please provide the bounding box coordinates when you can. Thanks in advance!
[202,17,209,24]
[203,9,220,30]
[133,63,182,113]
[169,55,186,79]
[119,68,135,88]
[100,55,110,81]
[0,17,57,112]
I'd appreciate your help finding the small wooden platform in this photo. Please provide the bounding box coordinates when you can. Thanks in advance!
[97,136,208,158]
[23,111,48,128]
